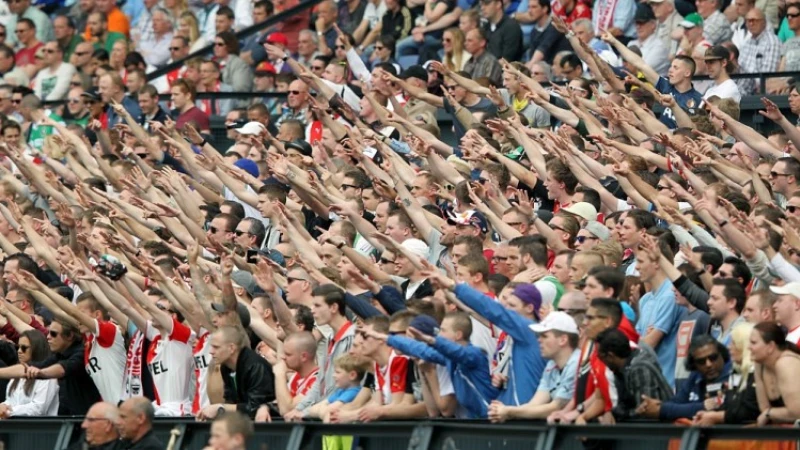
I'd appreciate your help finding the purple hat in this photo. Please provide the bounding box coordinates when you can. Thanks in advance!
[512,284,542,320]
[234,158,259,178]
[409,315,439,337]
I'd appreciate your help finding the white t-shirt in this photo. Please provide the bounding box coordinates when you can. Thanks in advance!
[703,79,742,103]
[192,329,212,415]
[146,319,195,416]
[86,319,126,403]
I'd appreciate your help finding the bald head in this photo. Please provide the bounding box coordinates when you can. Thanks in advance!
[286,331,317,354]
[559,291,588,311]
[89,401,120,422]
[744,7,767,35]
[124,396,155,423]
[215,325,246,348]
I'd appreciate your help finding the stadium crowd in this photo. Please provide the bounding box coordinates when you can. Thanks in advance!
[3,0,800,447]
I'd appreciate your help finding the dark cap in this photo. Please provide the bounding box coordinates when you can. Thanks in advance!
[702,45,730,61]
[211,302,252,328]
[399,65,428,83]
[81,88,100,102]
[285,139,313,157]
[634,4,656,23]
[409,315,439,337]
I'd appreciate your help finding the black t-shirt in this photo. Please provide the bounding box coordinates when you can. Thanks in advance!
[529,23,572,65]
[33,340,101,415]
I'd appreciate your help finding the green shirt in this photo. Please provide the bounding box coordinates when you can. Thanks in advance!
[63,34,84,62]
[94,32,126,53]
[66,114,90,129]
[27,111,65,152]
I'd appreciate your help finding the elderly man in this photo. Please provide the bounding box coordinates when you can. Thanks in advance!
[69,402,120,450]
[649,0,682,54]
[737,8,780,95]
[99,72,142,129]
[463,28,502,85]
[32,41,76,101]
[696,0,732,45]
[137,7,173,68]
[275,79,310,128]
[117,397,163,450]
[630,4,669,76]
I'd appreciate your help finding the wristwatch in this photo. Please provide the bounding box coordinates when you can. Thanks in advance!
[217,406,226,417]
[577,403,585,413]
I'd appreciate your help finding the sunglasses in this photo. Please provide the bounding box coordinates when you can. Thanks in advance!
[287,276,308,283]
[208,226,228,234]
[575,235,598,244]
[68,98,82,103]
[169,46,183,51]
[288,90,304,95]
[84,99,96,105]
[694,353,720,365]
[234,230,250,236]
[789,12,800,18]
[11,99,20,104]
[214,42,225,47]
[789,205,799,213]
[18,344,29,352]
[771,171,791,178]
[335,45,345,49]
[48,330,60,338]
[0,33,6,38]
[379,258,395,264]
[374,46,385,50]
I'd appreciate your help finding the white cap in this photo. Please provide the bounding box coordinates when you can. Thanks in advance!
[770,282,800,298]
[236,121,266,136]
[401,238,430,260]
[529,311,579,335]
[562,202,598,221]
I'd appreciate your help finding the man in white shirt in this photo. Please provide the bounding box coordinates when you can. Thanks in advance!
[136,7,174,68]
[702,45,741,103]
[769,283,800,345]
[32,41,76,101]
[630,4,669,76]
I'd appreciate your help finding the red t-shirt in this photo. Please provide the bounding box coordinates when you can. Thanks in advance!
[552,1,592,25]
[177,106,210,133]
[15,42,43,68]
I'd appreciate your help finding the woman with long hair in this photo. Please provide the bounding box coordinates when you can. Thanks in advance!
[441,28,470,72]
[750,321,800,425]
[0,330,58,417]
[178,11,209,53]
[213,31,254,92]
[164,0,188,26]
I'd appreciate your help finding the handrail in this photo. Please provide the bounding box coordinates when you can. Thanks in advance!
[146,0,324,81]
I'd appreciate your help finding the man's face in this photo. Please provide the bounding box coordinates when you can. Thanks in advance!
[648,1,670,20]
[772,294,798,326]
[582,276,610,300]
[87,14,105,37]
[502,72,520,94]
[770,161,794,194]
[95,0,113,13]
[71,44,93,68]
[54,17,72,40]
[253,5,268,23]
[692,343,724,380]
[479,0,501,19]
[745,11,766,36]
[209,421,243,450]
[14,22,34,45]
[696,0,716,16]
[618,217,642,249]
[126,72,145,95]
[208,332,234,365]
[298,33,316,56]
[464,30,483,55]
[2,259,18,286]
[286,80,309,109]
[2,126,20,146]
[9,0,29,14]
[200,63,219,85]
[171,86,188,109]
[743,294,768,324]
[528,0,545,21]
[667,57,690,85]
[285,270,309,304]
[47,321,69,353]
[207,217,234,245]
[81,405,115,445]
[317,3,337,26]
[385,216,408,243]
[707,285,732,321]
[169,38,189,60]
[311,295,333,325]
[583,306,611,340]
[549,254,570,284]
[705,58,723,79]
[0,51,12,73]
[215,14,233,33]
[152,12,171,35]
[138,92,156,115]
[98,75,115,103]
[569,254,591,284]
[374,202,389,232]
[636,254,659,283]
[234,220,255,250]
[537,331,562,359]
[634,20,655,40]
[734,0,751,16]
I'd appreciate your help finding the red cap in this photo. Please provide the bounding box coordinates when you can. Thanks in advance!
[265,32,289,46]
[255,61,276,75]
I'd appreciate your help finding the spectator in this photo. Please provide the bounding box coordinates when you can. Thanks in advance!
[708,278,747,346]
[275,79,310,128]
[526,0,571,65]
[90,0,131,39]
[268,331,319,417]
[117,397,164,449]
[240,1,274,66]
[730,0,755,49]
[743,289,776,324]
[0,329,58,417]
[69,402,120,450]
[171,78,211,132]
[463,28,501,85]
[99,72,142,129]
[214,31,254,92]
[198,325,276,420]
[86,12,126,54]
[315,1,340,57]
[702,45,742,102]
[768,283,800,344]
[208,411,253,450]
[215,6,235,35]
[751,321,800,425]
[738,8,780,95]
[31,41,77,101]
[441,28,470,71]
[696,0,732,45]
[54,16,83,62]
[5,0,54,48]
[178,11,210,53]
[551,0,592,25]
[14,19,43,70]
[639,335,732,421]
[650,0,683,54]
[132,0,160,49]
[592,0,637,42]
[295,30,320,67]
[480,0,523,63]
[64,87,91,127]
[137,8,174,68]
[363,0,412,52]
[338,0,368,36]
[630,4,670,76]
[197,59,234,116]
[70,42,95,75]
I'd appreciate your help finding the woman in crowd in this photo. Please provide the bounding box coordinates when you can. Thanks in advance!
[751,322,800,425]
[179,12,209,53]
[164,0,188,26]
[441,28,469,72]
[0,330,58,417]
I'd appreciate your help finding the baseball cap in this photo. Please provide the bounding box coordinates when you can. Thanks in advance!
[81,88,101,102]
[264,32,289,46]
[446,210,489,235]
[409,315,439,337]
[255,61,277,76]
[530,311,579,335]
[562,202,598,222]
[285,139,313,157]
[634,4,656,23]
[584,221,611,241]
[401,238,430,260]
[770,282,800,299]
[231,270,266,298]
[211,302,252,328]
[234,158,259,178]
[512,284,542,311]
[400,65,428,83]
[445,155,471,176]
[702,45,730,61]
[236,121,266,136]
[680,12,703,28]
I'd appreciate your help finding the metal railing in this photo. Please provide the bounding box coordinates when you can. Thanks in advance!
[1,419,798,450]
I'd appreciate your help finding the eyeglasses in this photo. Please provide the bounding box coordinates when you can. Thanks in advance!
[48,330,60,338]
[208,226,228,234]
[287,276,308,283]
[11,99,20,104]
[694,353,720,365]
[789,13,800,18]
[575,235,598,244]
[770,171,791,178]
[17,344,29,352]
[0,33,6,38]
[550,224,566,232]
[379,258,395,264]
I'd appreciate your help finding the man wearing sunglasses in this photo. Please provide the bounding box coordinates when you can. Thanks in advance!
[5,0,53,48]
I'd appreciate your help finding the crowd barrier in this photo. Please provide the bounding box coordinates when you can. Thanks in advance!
[0,419,798,450]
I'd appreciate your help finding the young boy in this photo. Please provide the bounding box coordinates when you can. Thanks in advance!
[304,354,367,422]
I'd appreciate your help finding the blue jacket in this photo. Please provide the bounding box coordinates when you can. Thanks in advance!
[659,360,733,420]
[453,283,545,405]
[387,335,497,418]
[344,286,405,319]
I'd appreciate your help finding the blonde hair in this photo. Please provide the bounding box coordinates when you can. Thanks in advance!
[180,11,201,45]
[592,240,624,268]
[334,354,369,378]
[443,28,465,71]
[730,321,755,391]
